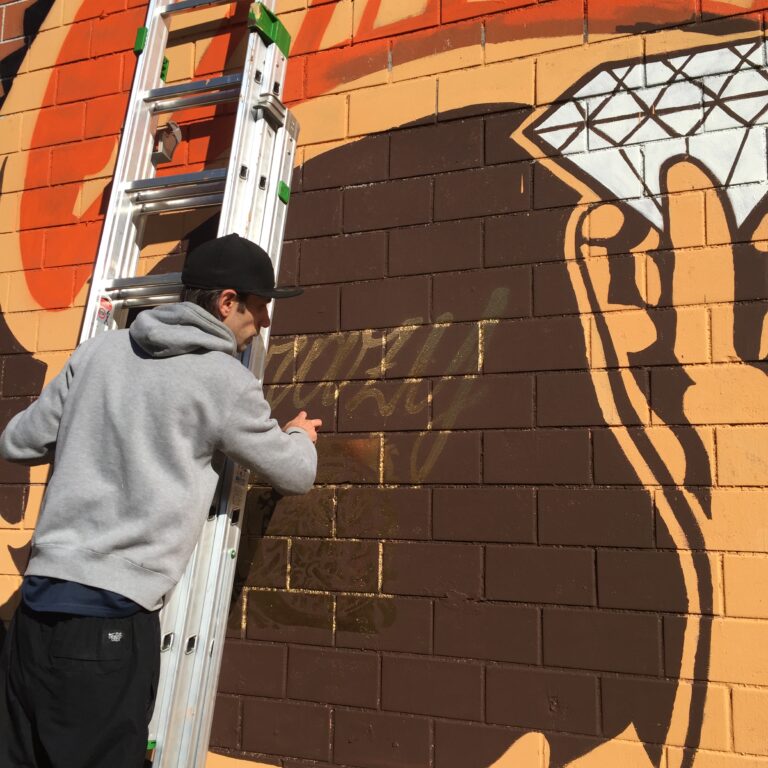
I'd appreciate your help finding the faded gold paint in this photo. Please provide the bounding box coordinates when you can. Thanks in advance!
[345,378,428,419]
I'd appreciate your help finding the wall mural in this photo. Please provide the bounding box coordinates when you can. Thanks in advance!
[511,36,768,767]
[0,1,767,767]
[531,40,768,229]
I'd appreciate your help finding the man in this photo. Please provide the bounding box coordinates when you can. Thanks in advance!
[0,233,321,767]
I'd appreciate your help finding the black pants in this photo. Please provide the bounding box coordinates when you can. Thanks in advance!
[0,604,160,768]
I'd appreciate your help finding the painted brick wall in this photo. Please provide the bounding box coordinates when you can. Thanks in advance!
[2,1,768,768]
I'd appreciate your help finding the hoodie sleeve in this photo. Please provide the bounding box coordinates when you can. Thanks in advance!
[217,376,317,496]
[0,356,75,463]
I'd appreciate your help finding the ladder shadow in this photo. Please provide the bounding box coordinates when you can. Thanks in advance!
[230,487,280,617]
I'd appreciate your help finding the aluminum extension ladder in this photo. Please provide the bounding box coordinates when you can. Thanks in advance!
[76,1,299,765]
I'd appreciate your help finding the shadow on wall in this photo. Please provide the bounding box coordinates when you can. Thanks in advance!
[0,0,55,107]
[0,0,70,644]
[214,99,725,768]
[0,305,48,646]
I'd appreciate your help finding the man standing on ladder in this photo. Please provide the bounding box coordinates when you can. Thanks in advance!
[0,233,320,768]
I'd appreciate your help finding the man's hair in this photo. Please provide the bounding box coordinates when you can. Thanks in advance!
[180,286,248,319]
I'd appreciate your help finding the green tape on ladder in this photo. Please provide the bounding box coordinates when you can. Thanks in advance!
[134,26,148,53]
[248,2,291,58]
[160,57,169,82]
[278,181,290,204]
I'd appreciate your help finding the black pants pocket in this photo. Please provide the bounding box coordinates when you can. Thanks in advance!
[51,615,134,662]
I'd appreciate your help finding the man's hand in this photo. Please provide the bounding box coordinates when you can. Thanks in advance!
[284,411,322,443]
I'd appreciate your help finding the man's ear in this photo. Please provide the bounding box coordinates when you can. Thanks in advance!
[216,289,239,319]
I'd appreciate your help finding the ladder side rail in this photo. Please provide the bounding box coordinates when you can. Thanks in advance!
[190,470,250,767]
[216,49,272,239]
[247,115,299,380]
[148,543,199,754]
[150,17,291,765]
[148,463,226,756]
[185,112,295,766]
[260,115,299,307]
[255,117,288,263]
[244,32,287,238]
[151,528,215,762]
[218,5,288,241]
[148,463,228,756]
[260,20,287,106]
[151,33,272,762]
[189,116,299,766]
[162,39,290,767]
[234,118,277,238]
[267,114,299,265]
[155,462,238,765]
[148,30,270,752]
[185,126,299,716]
[177,463,247,768]
[170,90,296,768]
[80,1,170,341]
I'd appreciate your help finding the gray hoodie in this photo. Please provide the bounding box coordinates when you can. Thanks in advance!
[0,303,316,610]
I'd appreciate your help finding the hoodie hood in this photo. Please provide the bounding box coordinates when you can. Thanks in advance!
[129,302,237,358]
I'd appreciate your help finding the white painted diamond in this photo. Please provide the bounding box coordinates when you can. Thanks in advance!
[529,41,768,229]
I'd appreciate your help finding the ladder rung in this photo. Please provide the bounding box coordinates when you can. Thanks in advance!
[122,294,181,308]
[146,75,242,101]
[146,75,242,114]
[101,273,183,306]
[107,273,182,292]
[153,90,239,114]
[139,192,224,214]
[127,168,228,194]
[159,0,232,15]
[134,181,226,206]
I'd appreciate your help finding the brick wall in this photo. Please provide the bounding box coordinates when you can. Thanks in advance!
[2,1,768,767]
[210,106,695,767]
